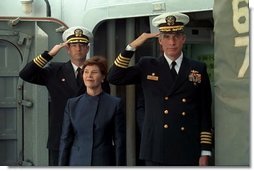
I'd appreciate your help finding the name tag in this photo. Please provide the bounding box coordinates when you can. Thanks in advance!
[147,74,159,81]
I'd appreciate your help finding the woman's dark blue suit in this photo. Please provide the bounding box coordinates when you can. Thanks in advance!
[58,92,126,166]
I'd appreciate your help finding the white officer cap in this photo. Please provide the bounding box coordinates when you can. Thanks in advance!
[62,26,93,44]
[152,12,189,33]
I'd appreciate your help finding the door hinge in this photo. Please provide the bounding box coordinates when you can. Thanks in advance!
[18,100,33,107]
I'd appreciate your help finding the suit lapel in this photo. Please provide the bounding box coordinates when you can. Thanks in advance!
[64,62,87,95]
[61,61,79,92]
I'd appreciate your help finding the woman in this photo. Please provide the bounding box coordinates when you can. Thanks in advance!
[58,56,126,166]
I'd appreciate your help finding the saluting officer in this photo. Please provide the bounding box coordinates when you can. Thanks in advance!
[108,12,213,166]
[19,26,110,166]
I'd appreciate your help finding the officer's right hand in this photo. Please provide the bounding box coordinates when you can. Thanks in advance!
[129,32,159,49]
[48,42,68,57]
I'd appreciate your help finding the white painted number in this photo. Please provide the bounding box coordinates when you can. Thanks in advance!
[232,0,249,78]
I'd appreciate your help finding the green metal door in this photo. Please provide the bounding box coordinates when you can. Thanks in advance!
[0,38,23,166]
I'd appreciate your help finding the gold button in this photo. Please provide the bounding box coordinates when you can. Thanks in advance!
[182,98,186,102]
[164,96,169,100]
[182,112,186,116]
[164,124,168,128]
[181,127,185,131]
[164,110,169,114]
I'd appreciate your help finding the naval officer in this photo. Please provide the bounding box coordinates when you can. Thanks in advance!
[108,12,213,166]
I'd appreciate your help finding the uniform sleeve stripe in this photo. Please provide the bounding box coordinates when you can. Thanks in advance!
[200,131,212,144]
[116,57,130,65]
[116,58,129,66]
[38,55,47,63]
[201,141,212,144]
[118,54,131,61]
[33,58,43,68]
[37,57,47,65]
[200,135,212,138]
[201,138,211,141]
[114,60,128,68]
[114,54,131,68]
[116,55,129,62]
[33,55,48,68]
[201,132,212,135]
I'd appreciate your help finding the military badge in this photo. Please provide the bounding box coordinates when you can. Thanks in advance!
[166,15,176,26]
[188,70,201,85]
[74,29,83,37]
[147,73,159,81]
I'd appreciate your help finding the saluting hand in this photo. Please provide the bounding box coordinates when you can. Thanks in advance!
[48,42,68,57]
[129,32,159,49]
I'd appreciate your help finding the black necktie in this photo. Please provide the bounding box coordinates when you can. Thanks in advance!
[76,67,83,86]
[170,61,177,81]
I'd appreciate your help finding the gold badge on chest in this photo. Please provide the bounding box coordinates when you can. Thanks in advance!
[147,73,159,81]
[188,70,201,85]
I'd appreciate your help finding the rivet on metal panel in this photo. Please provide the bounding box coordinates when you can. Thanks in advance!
[18,85,23,90]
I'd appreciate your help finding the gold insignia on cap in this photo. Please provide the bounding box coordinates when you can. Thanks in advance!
[67,28,89,44]
[74,29,83,37]
[152,12,189,33]
[166,15,176,26]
